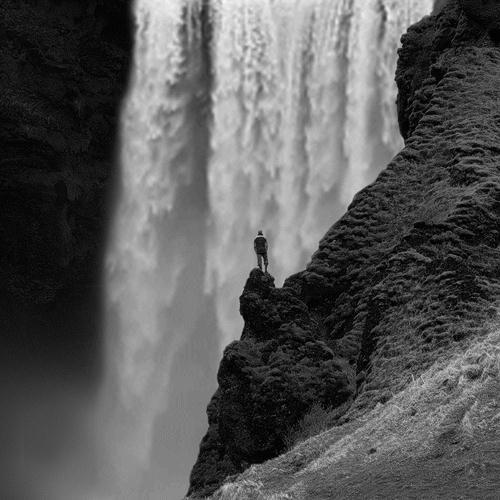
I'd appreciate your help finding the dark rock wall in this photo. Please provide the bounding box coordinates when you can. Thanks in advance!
[189,1,500,497]
[0,0,132,380]
[189,270,354,497]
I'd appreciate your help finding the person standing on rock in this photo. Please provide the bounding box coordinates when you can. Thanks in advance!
[254,230,269,273]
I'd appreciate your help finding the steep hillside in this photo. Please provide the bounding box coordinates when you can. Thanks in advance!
[210,334,500,499]
[189,1,500,497]
[0,0,132,379]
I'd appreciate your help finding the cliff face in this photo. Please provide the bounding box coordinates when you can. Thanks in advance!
[189,270,354,497]
[189,1,500,497]
[0,0,132,378]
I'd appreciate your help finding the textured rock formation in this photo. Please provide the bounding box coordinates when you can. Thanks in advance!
[189,0,500,497]
[461,0,500,35]
[189,270,353,497]
[0,0,132,378]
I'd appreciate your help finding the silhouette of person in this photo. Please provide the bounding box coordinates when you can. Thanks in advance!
[254,230,268,273]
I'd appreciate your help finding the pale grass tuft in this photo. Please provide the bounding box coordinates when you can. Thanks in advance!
[460,402,476,438]
[212,479,295,500]
[212,479,263,500]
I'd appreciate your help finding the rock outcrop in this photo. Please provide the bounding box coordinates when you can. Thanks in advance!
[189,270,353,497]
[0,0,132,378]
[189,1,500,497]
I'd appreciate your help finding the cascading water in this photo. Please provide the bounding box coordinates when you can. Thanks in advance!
[205,0,434,347]
[103,0,434,498]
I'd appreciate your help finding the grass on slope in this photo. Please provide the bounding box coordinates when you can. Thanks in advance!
[209,322,500,499]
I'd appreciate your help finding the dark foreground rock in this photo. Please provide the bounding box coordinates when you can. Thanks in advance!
[189,1,500,497]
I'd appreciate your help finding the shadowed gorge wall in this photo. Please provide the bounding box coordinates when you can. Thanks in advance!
[0,1,132,498]
[188,1,500,497]
[0,0,132,379]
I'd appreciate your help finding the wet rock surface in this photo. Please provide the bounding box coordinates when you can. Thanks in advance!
[189,1,500,497]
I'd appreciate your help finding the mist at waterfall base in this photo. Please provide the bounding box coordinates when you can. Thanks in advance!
[100,1,434,499]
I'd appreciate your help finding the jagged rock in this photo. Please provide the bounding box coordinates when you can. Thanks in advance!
[189,1,500,497]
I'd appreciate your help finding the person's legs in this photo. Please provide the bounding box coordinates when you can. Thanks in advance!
[264,252,268,273]
[257,253,263,270]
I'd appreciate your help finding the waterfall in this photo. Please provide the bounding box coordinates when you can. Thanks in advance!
[103,0,212,493]
[103,0,434,497]
[205,0,434,346]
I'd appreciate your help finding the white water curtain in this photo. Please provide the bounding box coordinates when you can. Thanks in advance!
[103,0,434,495]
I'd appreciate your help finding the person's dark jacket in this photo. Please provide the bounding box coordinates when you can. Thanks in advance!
[254,236,268,254]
